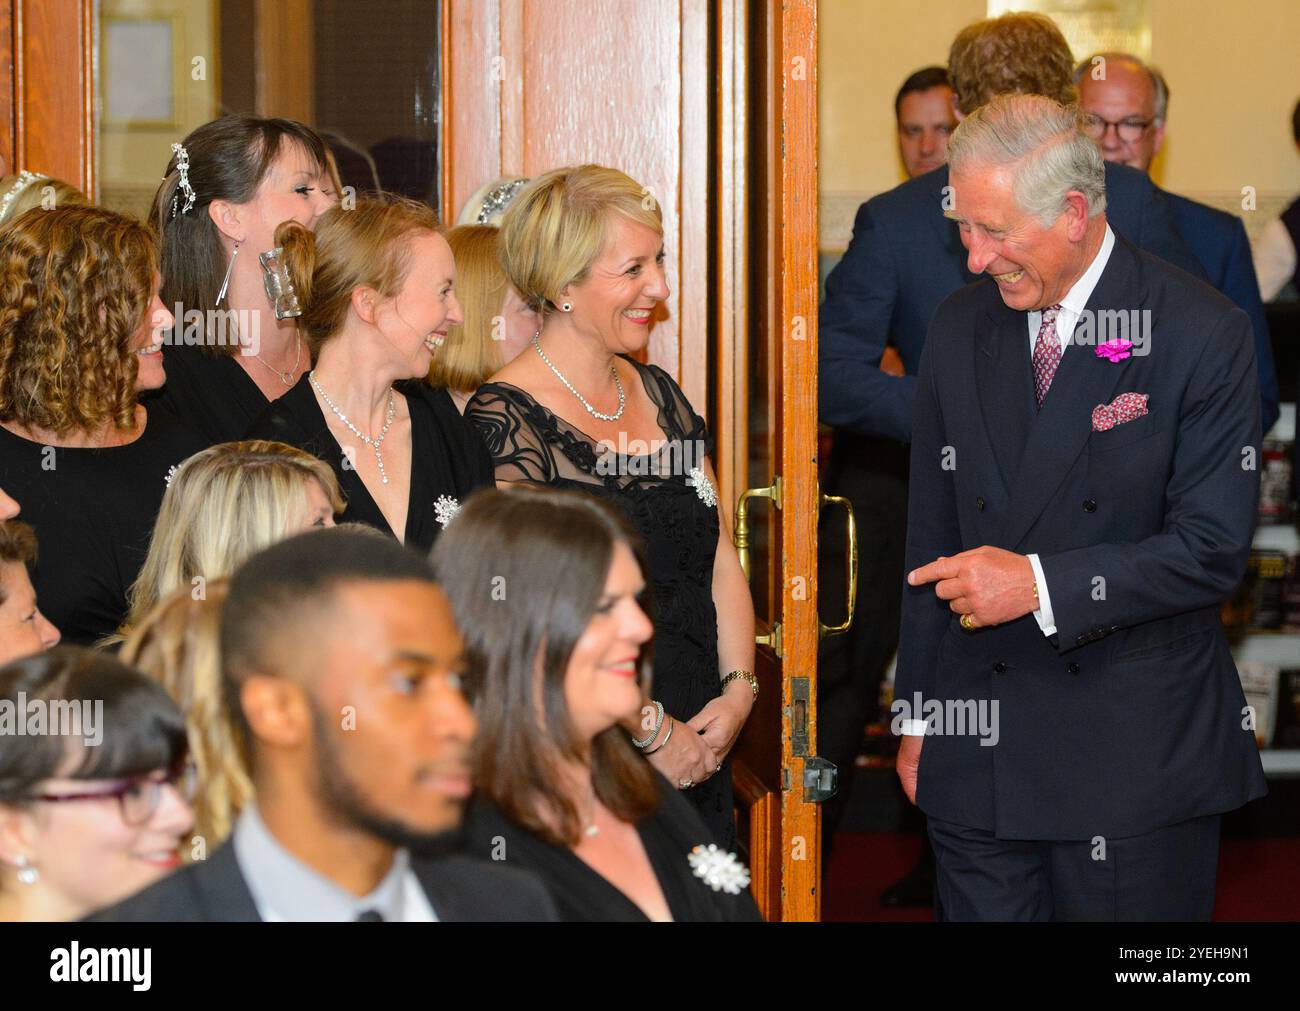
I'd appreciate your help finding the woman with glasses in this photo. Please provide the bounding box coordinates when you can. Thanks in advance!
[0,647,195,921]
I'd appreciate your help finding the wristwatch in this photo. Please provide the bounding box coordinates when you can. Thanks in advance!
[721,669,758,699]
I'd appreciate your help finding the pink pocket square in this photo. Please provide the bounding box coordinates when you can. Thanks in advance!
[1091,392,1149,432]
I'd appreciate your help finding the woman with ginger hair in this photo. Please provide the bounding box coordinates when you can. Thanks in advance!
[426,224,539,413]
[0,206,206,643]
[112,439,342,643]
[120,580,249,851]
[246,194,494,549]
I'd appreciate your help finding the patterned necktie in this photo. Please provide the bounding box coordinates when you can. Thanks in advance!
[1032,304,1063,409]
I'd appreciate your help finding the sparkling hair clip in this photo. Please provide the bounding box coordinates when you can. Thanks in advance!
[259,247,303,319]
[0,170,40,221]
[169,142,196,219]
[475,177,529,224]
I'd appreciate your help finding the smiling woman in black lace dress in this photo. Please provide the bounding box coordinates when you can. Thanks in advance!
[465,165,756,847]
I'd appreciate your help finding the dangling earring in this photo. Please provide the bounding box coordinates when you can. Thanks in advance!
[560,301,573,312]
[16,856,38,886]
[216,239,242,307]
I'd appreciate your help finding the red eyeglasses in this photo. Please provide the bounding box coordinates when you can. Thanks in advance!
[24,759,197,827]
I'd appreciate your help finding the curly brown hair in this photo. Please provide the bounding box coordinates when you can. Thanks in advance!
[0,205,156,436]
[949,12,1076,116]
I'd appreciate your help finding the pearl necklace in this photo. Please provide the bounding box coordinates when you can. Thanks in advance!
[309,372,397,485]
[531,331,625,422]
[251,334,303,387]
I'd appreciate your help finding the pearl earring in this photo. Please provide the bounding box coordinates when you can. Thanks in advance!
[16,856,38,886]
[560,301,573,312]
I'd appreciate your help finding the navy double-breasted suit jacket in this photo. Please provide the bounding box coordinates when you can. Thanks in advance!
[897,231,1268,840]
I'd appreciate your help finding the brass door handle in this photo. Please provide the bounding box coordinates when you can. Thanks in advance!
[734,474,782,582]
[818,492,857,639]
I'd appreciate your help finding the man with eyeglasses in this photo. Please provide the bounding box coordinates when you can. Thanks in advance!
[1076,52,1279,434]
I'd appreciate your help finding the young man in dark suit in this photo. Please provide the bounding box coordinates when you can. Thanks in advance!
[898,94,1267,921]
[91,527,556,922]
[1074,51,1279,434]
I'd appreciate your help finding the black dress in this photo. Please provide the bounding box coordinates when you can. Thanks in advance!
[245,375,495,552]
[462,775,761,922]
[0,406,207,644]
[466,358,736,847]
[144,343,274,447]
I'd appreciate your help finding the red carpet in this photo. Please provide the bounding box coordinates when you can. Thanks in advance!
[824,832,1300,921]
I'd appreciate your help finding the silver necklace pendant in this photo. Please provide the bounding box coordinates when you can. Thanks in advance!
[252,334,303,387]
[532,331,625,422]
[309,372,397,485]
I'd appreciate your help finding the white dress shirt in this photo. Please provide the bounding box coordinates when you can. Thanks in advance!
[1024,225,1115,639]
[1252,216,1296,303]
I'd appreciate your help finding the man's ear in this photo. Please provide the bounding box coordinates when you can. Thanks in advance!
[1062,191,1092,242]
[208,199,245,244]
[1151,120,1166,159]
[240,675,311,750]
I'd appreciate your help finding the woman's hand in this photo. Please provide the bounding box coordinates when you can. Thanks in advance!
[686,680,753,765]
[645,717,718,789]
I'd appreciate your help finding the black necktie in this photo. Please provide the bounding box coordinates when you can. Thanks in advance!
[355,908,385,922]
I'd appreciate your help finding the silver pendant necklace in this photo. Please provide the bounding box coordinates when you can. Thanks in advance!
[531,330,625,422]
[252,334,303,387]
[309,372,397,485]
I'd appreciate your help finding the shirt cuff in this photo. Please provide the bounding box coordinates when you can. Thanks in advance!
[900,719,928,737]
[1027,553,1056,637]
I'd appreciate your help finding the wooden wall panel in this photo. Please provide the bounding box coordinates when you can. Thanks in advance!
[12,0,94,194]
[444,0,709,408]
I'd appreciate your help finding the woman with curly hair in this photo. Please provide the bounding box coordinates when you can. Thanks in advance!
[0,206,206,644]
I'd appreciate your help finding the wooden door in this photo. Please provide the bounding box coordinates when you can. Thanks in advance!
[720,0,835,922]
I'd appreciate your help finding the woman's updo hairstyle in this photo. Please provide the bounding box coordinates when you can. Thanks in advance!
[276,193,442,359]
[498,164,663,318]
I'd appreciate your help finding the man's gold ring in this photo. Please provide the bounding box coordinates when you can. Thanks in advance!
[960,613,976,631]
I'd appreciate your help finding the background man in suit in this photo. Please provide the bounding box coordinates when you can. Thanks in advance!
[896,66,957,180]
[94,527,555,922]
[897,94,1267,921]
[1075,52,1280,433]
[815,11,1204,899]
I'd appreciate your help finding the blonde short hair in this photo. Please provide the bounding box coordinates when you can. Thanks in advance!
[120,580,249,849]
[427,225,511,393]
[0,174,89,227]
[499,165,663,317]
[119,441,345,638]
[948,12,1076,116]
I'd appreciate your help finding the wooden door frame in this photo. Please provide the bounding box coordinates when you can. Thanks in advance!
[718,0,821,921]
[1,0,96,195]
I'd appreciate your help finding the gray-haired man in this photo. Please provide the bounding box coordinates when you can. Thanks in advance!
[898,94,1266,921]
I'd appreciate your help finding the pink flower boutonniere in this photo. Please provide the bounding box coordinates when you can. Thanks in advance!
[1095,338,1134,363]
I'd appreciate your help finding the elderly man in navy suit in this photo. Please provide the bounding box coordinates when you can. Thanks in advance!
[1075,51,1279,434]
[896,94,1267,921]
[815,13,1205,880]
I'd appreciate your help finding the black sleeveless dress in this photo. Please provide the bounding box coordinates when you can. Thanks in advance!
[466,357,736,848]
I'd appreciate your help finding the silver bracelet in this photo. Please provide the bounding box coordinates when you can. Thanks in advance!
[631,700,665,749]
[643,717,675,756]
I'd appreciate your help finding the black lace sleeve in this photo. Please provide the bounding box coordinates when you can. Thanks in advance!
[638,361,715,460]
[464,385,557,484]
